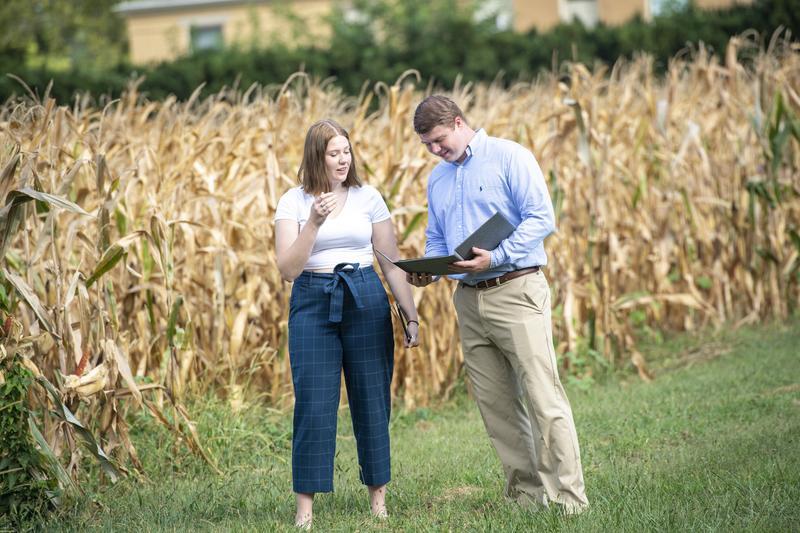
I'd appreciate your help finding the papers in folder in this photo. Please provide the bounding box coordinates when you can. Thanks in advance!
[375,212,515,275]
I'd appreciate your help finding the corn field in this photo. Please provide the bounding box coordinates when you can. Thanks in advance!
[1,34,799,480]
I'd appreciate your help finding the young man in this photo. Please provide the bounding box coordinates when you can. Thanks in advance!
[408,95,588,513]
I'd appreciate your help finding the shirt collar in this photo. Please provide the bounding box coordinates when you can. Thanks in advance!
[454,128,486,166]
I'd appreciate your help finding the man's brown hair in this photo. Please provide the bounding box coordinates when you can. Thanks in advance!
[298,119,362,195]
[413,95,467,134]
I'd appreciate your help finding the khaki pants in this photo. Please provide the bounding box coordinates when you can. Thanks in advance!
[453,270,588,509]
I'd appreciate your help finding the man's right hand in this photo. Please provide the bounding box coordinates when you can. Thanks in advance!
[406,272,438,287]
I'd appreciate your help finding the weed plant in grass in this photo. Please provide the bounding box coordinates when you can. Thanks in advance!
[16,321,798,532]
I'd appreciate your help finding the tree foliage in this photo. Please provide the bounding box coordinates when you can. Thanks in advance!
[0,0,125,72]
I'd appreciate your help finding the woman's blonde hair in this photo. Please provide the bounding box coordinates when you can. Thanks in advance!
[298,119,362,195]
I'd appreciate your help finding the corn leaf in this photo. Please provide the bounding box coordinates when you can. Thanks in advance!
[0,151,20,203]
[35,376,125,483]
[28,415,79,496]
[86,230,148,287]
[5,187,91,217]
[2,268,59,339]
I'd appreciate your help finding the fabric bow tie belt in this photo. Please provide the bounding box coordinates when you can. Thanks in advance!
[323,263,365,323]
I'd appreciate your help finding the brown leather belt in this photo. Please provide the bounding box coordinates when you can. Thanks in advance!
[463,266,541,290]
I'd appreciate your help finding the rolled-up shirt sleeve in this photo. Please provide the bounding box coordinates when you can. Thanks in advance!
[490,149,556,268]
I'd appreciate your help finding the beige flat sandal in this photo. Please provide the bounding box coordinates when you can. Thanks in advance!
[294,513,312,530]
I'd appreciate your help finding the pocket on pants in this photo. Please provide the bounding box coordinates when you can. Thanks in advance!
[522,277,549,314]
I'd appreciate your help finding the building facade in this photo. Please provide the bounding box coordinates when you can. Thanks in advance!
[117,0,757,64]
[511,0,754,32]
[115,0,331,64]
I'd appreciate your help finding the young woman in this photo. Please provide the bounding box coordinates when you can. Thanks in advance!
[274,119,419,528]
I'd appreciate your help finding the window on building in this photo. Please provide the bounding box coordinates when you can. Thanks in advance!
[650,0,688,16]
[190,24,223,52]
[342,4,369,24]
[563,0,599,28]
[474,0,513,30]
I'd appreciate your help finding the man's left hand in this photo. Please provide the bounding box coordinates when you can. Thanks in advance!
[450,247,491,273]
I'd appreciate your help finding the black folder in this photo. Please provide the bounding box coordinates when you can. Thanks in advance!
[375,212,515,275]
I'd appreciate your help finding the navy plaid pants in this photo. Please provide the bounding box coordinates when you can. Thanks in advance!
[288,263,394,493]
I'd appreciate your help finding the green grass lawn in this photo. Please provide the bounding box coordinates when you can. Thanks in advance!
[25,321,800,532]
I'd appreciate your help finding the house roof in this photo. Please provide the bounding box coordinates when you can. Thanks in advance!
[114,0,267,15]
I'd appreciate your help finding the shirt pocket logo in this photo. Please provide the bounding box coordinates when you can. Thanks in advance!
[478,183,504,193]
[474,183,506,209]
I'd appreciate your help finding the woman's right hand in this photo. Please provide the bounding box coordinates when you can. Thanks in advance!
[309,192,336,227]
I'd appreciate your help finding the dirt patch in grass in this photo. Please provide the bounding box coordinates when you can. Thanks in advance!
[653,340,735,374]
[762,383,800,396]
[436,486,481,501]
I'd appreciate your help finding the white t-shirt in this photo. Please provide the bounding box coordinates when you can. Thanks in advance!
[274,185,391,270]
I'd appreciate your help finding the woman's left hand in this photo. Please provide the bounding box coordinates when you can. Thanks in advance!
[404,322,420,348]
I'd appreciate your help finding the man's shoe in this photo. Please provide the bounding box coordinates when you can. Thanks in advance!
[558,502,588,516]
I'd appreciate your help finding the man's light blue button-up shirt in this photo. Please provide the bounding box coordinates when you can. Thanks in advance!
[424,129,556,284]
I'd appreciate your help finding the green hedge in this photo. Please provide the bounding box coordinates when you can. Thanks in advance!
[1,0,798,103]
